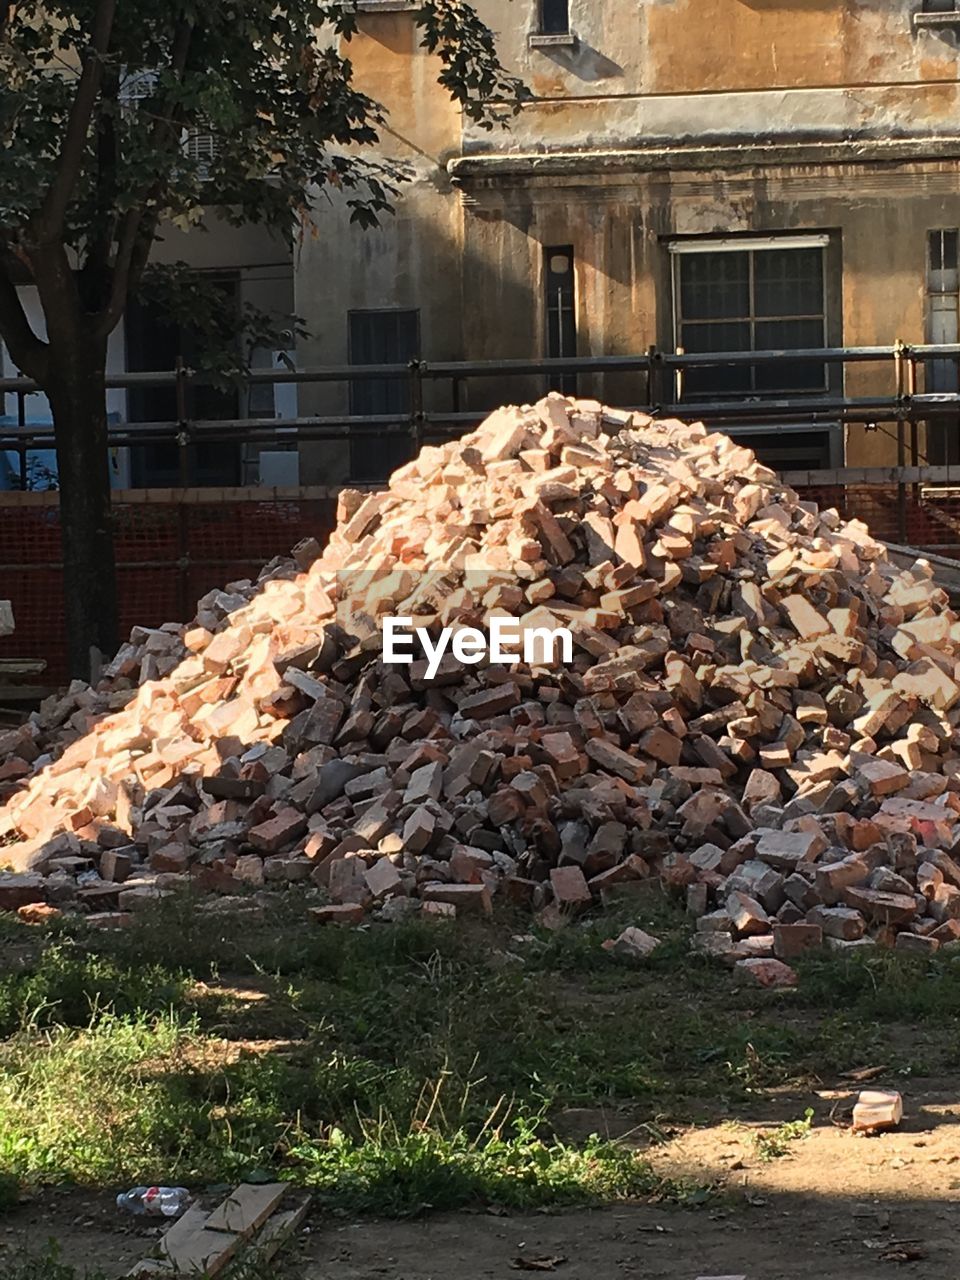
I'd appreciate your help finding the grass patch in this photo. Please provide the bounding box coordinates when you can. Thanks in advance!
[295,1122,665,1214]
[0,891,958,1214]
[0,945,185,1036]
[753,1108,814,1162]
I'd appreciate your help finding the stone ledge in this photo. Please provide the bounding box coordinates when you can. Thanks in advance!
[914,11,960,29]
[528,32,578,49]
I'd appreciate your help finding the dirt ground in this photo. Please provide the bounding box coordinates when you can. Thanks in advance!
[5,1078,958,1280]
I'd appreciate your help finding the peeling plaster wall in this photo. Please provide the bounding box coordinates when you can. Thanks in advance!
[296,12,464,482]
[294,2,960,477]
[468,0,960,150]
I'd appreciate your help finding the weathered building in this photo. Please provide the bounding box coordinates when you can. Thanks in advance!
[297,0,960,481]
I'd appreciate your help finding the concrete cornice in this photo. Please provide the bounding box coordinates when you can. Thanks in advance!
[448,137,960,181]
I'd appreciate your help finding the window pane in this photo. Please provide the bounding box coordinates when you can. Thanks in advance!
[351,432,411,484]
[732,430,833,471]
[753,249,823,318]
[679,253,749,321]
[545,245,576,394]
[349,309,419,482]
[349,309,419,415]
[754,319,826,391]
[680,321,752,396]
[929,230,959,273]
[541,0,569,33]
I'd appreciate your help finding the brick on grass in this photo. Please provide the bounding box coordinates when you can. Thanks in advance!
[421,882,492,915]
[550,864,592,908]
[421,899,456,919]
[603,926,661,959]
[852,1090,902,1132]
[773,922,823,959]
[895,932,939,955]
[309,903,365,925]
[734,957,798,988]
[0,873,46,910]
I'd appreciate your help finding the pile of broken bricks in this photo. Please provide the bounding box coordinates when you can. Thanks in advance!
[1,397,960,980]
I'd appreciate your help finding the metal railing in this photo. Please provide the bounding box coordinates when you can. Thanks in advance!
[1,340,959,486]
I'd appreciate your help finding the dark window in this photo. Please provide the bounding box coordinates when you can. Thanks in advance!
[544,246,576,395]
[540,0,569,34]
[926,229,960,465]
[673,244,828,399]
[348,308,419,483]
[125,276,241,487]
[923,1,960,12]
[727,429,834,473]
[929,228,958,275]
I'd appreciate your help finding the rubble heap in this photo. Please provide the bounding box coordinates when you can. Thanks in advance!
[2,396,960,965]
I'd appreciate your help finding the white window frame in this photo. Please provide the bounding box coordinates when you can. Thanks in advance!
[668,235,831,256]
[669,234,832,386]
[668,234,842,468]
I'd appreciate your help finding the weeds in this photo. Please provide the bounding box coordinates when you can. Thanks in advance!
[0,891,957,1216]
[753,1109,815,1162]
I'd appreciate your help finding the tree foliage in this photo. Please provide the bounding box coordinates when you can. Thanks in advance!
[0,0,525,377]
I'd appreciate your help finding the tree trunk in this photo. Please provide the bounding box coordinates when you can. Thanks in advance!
[47,339,118,680]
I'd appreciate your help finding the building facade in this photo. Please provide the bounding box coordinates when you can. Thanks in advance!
[0,218,294,491]
[297,0,960,481]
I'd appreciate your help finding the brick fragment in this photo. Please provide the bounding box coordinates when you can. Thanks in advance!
[734,957,798,988]
[550,865,592,908]
[852,1089,902,1132]
[420,882,492,915]
[773,922,823,959]
[248,809,308,854]
[602,927,660,960]
[309,903,365,925]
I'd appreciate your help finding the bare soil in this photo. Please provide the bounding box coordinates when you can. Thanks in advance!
[5,1079,959,1279]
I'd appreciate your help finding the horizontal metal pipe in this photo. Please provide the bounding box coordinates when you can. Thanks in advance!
[3,342,960,394]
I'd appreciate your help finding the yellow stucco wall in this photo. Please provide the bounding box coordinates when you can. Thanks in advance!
[295,1,960,477]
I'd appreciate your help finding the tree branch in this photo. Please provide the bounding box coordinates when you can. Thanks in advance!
[28,238,84,351]
[0,254,48,382]
[93,207,152,339]
[82,64,120,295]
[35,0,117,242]
[0,4,18,43]
[93,14,196,340]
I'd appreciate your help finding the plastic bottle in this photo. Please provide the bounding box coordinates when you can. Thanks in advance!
[116,1186,191,1217]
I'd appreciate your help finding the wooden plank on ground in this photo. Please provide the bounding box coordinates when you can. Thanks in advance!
[157,1204,209,1246]
[204,1181,287,1238]
[248,1197,312,1264]
[159,1203,240,1277]
[161,1227,240,1276]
